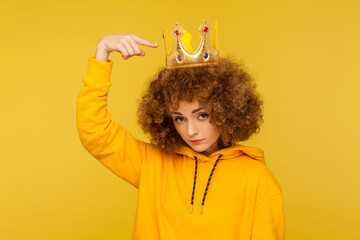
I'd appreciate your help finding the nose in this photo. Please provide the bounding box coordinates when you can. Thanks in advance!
[187,119,199,137]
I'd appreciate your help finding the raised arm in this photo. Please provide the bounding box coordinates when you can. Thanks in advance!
[76,34,158,188]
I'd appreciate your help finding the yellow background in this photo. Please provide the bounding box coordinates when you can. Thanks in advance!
[1,0,360,239]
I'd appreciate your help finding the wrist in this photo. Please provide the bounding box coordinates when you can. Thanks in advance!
[95,45,109,62]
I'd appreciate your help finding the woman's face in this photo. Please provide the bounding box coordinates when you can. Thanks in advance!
[170,99,220,156]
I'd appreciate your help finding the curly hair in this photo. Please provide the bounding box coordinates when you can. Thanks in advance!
[137,57,264,150]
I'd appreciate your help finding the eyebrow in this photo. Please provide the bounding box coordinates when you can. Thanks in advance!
[172,107,204,115]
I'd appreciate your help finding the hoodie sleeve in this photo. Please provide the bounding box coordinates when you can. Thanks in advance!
[76,56,147,188]
[251,165,285,240]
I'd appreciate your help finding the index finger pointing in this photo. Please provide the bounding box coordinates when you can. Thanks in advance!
[131,34,159,48]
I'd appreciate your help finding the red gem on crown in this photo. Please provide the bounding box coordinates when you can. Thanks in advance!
[175,30,180,36]
[203,27,208,33]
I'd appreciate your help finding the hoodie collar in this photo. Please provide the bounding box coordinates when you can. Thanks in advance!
[175,144,265,164]
[175,144,265,214]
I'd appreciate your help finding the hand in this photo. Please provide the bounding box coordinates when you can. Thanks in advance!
[95,34,158,62]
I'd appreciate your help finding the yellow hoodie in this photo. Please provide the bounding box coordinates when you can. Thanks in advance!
[77,57,285,240]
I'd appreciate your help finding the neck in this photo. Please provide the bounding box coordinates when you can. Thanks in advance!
[201,140,219,157]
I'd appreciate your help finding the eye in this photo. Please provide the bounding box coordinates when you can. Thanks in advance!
[198,113,209,120]
[174,117,185,123]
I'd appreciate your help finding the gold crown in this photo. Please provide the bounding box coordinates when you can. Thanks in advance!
[164,20,219,68]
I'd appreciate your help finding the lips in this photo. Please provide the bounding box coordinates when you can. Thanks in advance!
[190,139,203,144]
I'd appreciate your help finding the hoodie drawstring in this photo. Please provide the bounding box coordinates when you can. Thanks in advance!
[191,154,223,214]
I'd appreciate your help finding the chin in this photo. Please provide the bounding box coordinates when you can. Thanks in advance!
[188,144,208,153]
[187,139,219,156]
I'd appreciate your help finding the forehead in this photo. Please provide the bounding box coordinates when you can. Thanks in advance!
[171,99,203,113]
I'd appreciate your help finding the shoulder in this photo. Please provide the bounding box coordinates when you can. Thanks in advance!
[141,141,174,164]
[238,156,282,195]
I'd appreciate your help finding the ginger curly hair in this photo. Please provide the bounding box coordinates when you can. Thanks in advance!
[137,57,263,150]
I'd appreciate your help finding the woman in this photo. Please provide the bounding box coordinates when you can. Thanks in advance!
[77,27,284,239]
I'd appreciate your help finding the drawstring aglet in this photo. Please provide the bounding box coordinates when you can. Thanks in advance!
[190,204,193,213]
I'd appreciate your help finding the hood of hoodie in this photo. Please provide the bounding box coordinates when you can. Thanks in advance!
[174,144,265,164]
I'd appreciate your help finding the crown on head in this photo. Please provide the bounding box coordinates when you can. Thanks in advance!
[164,20,219,68]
